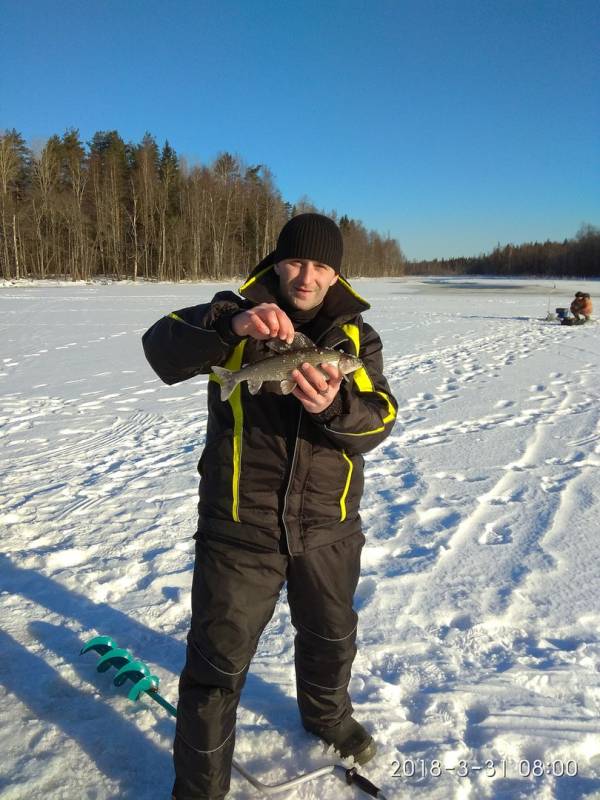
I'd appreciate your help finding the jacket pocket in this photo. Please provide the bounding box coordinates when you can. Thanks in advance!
[198,431,243,522]
[197,432,228,478]
[304,447,363,524]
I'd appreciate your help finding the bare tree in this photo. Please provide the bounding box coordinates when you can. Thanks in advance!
[0,128,411,282]
[0,130,31,279]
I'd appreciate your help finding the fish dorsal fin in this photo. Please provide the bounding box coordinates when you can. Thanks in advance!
[266,332,315,353]
[290,332,315,349]
[265,339,290,354]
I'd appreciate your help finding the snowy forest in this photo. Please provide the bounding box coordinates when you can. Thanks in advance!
[406,224,600,279]
[0,129,405,282]
[1,128,597,282]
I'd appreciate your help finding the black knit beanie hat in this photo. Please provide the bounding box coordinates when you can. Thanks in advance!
[274,213,343,273]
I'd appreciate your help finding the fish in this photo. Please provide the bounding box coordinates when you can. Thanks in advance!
[211,332,363,402]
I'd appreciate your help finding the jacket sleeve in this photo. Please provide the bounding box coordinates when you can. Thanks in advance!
[141,291,249,385]
[311,321,398,455]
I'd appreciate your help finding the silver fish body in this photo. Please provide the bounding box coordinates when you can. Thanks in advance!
[211,332,362,401]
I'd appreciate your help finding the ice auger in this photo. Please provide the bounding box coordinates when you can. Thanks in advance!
[81,635,387,798]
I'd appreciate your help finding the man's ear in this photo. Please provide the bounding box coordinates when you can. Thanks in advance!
[330,274,339,287]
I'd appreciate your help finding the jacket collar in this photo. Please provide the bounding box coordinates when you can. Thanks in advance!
[238,259,370,325]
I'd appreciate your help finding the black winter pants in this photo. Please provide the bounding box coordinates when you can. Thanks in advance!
[172,531,365,800]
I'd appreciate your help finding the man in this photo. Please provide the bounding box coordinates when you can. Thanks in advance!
[563,291,593,325]
[142,213,398,799]
[571,292,593,322]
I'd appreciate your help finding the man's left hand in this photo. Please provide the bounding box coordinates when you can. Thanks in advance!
[291,362,343,413]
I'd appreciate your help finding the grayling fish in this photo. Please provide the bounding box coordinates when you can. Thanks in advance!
[212,332,362,401]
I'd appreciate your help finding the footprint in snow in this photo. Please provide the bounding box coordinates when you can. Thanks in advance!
[417,507,461,531]
[450,612,473,631]
[45,548,93,569]
[464,704,491,748]
[478,523,513,545]
[489,487,527,505]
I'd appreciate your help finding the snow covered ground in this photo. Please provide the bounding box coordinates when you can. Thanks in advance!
[1,277,599,800]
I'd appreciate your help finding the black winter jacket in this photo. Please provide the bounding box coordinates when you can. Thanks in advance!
[142,263,397,554]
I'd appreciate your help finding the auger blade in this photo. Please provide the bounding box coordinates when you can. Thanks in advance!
[127,675,160,701]
[80,635,119,657]
[113,660,152,687]
[96,647,133,672]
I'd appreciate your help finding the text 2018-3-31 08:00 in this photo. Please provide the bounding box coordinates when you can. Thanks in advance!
[391,758,579,779]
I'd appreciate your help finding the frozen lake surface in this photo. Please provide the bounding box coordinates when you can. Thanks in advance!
[1,277,599,799]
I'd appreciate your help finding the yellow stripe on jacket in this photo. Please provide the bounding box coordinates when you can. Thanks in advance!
[341,323,396,435]
[209,340,246,521]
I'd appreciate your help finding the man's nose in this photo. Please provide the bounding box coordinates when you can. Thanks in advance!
[299,262,317,282]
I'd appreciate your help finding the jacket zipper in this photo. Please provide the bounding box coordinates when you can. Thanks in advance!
[281,408,303,557]
[280,331,350,554]
[326,336,349,349]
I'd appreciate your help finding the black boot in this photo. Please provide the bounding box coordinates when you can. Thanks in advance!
[304,716,377,765]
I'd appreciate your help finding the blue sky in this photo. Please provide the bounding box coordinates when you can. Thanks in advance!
[1,0,598,260]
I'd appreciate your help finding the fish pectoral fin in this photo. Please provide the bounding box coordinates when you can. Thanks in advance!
[280,379,297,395]
[266,339,292,353]
[247,379,263,395]
[290,332,315,350]
[267,332,315,353]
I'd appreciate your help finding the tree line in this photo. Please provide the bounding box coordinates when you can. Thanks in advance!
[405,225,599,278]
[0,128,405,282]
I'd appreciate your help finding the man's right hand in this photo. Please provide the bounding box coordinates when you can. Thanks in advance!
[231,303,295,343]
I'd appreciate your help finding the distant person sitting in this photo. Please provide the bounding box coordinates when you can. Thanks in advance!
[566,291,593,325]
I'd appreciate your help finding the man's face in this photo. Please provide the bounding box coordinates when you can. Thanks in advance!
[274,259,339,310]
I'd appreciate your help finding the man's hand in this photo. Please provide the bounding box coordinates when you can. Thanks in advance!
[291,362,343,413]
[231,303,295,343]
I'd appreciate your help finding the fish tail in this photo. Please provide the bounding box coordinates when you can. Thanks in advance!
[211,365,239,401]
